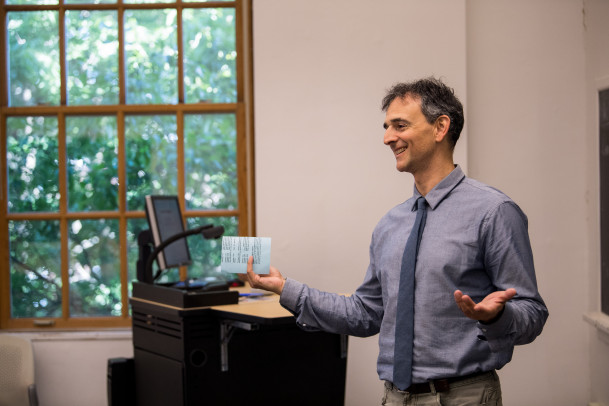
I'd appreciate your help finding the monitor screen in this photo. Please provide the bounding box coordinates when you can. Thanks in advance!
[145,195,192,270]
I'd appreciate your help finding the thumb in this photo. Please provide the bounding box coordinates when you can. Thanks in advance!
[503,288,517,301]
[269,266,282,278]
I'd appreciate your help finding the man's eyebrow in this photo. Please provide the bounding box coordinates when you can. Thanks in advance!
[383,118,409,129]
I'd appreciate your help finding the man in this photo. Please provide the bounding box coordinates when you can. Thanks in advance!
[246,77,548,405]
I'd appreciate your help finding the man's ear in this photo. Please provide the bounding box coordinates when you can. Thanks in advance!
[434,115,451,142]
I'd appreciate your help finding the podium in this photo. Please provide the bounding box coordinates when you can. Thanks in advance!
[130,287,348,406]
[129,198,345,404]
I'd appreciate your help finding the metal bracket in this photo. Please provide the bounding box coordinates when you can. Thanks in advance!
[220,319,259,372]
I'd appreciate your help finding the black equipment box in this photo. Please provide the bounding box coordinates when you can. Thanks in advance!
[107,357,135,406]
[132,282,239,308]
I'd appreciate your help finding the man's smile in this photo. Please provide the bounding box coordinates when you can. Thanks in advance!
[394,146,408,156]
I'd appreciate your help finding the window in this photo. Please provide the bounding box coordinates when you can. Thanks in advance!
[600,88,609,315]
[0,0,254,329]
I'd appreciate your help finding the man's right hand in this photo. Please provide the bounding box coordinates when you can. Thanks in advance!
[245,256,286,295]
[453,288,516,323]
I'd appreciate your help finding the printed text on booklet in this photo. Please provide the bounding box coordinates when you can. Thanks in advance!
[221,237,271,274]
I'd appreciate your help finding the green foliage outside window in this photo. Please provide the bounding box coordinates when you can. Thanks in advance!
[66,10,119,105]
[7,117,60,212]
[67,116,119,212]
[8,11,60,106]
[3,1,246,323]
[9,220,62,318]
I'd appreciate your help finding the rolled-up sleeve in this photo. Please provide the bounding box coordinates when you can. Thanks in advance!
[477,201,549,352]
[279,269,384,337]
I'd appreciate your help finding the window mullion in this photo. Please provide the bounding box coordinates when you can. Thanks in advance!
[236,102,248,236]
[177,110,188,281]
[59,5,67,106]
[118,6,126,106]
[118,3,128,312]
[235,0,244,102]
[57,112,70,321]
[0,112,8,328]
[177,5,184,104]
[0,7,7,109]
[117,111,130,317]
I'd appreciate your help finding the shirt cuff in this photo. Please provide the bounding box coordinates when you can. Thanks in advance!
[279,278,304,312]
[476,303,516,351]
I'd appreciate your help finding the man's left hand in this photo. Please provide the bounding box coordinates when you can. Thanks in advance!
[453,288,517,323]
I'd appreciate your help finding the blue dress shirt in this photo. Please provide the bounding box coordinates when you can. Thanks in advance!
[279,165,548,384]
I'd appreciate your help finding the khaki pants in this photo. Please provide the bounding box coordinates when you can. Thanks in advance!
[381,371,502,406]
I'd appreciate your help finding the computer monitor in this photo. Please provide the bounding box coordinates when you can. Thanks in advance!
[144,195,192,271]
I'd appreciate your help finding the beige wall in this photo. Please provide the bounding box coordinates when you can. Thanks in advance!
[9,1,609,405]
[253,1,467,404]
[254,0,606,405]
[466,1,590,405]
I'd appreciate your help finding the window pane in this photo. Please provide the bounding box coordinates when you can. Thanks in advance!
[124,9,178,104]
[185,216,238,280]
[125,115,178,210]
[184,114,237,210]
[69,219,121,317]
[7,11,60,106]
[183,8,236,103]
[66,10,119,105]
[66,116,119,211]
[9,220,62,318]
[7,116,60,213]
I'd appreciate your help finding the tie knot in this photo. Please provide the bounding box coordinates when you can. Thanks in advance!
[416,197,427,211]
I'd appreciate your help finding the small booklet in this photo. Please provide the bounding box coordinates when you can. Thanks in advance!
[221,236,271,274]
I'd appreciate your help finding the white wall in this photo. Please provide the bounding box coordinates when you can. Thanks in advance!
[14,1,609,405]
[253,1,466,404]
[1,331,133,406]
[255,0,604,405]
[466,1,589,405]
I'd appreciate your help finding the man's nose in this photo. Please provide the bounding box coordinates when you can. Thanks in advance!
[384,128,397,145]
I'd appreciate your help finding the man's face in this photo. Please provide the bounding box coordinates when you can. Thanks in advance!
[383,96,438,174]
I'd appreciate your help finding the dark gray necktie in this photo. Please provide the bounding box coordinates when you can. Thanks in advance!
[393,196,427,390]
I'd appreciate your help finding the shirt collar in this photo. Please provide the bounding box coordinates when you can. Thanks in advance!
[411,165,466,211]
